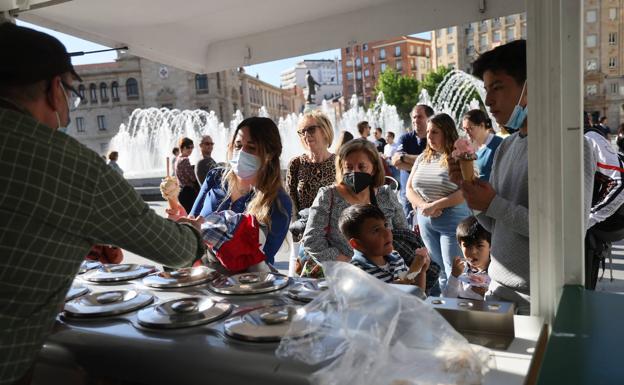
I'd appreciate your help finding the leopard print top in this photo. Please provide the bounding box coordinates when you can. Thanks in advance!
[286,153,336,214]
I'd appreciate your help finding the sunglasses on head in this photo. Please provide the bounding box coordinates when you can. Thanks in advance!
[297,125,319,137]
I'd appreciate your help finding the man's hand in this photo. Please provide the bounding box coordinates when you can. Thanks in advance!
[461,179,496,211]
[177,216,205,233]
[451,256,465,278]
[391,152,403,167]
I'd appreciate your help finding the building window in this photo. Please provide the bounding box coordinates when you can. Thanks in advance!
[78,84,86,102]
[195,74,208,93]
[586,9,597,23]
[521,23,527,38]
[126,78,139,99]
[356,58,361,68]
[395,46,401,57]
[493,30,501,43]
[620,86,624,96]
[425,47,430,56]
[436,47,442,58]
[586,59,598,71]
[364,56,369,64]
[89,84,97,103]
[381,63,387,72]
[75,117,85,133]
[111,82,119,101]
[609,8,617,21]
[447,44,454,54]
[99,83,108,101]
[379,48,386,60]
[480,34,488,47]
[506,26,515,41]
[609,32,617,45]
[609,57,617,68]
[346,72,354,80]
[97,115,106,130]
[217,73,221,90]
[586,84,597,96]
[364,69,370,77]
[345,47,351,55]
[362,43,368,51]
[346,60,353,67]
[611,83,618,94]
[356,71,362,80]
[586,34,597,48]
[447,26,454,34]
[410,58,416,70]
[396,60,402,71]
[506,15,516,24]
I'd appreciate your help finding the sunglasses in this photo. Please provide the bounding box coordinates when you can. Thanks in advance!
[297,125,320,137]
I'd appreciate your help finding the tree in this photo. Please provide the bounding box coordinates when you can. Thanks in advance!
[373,69,420,122]
[420,66,452,99]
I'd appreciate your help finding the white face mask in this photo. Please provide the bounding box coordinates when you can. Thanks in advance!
[229,149,260,179]
[55,82,72,133]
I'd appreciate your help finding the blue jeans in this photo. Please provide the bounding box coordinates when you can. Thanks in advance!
[417,203,472,290]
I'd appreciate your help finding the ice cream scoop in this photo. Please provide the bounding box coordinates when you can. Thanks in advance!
[452,138,477,182]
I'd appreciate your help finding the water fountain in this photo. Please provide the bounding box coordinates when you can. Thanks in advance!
[418,69,498,132]
[111,92,406,178]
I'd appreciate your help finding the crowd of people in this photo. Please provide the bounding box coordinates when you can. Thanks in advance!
[3,22,624,385]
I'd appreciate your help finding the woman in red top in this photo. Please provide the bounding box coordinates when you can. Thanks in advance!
[175,137,199,212]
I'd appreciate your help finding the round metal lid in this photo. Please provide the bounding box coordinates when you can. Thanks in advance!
[142,266,220,288]
[65,284,90,302]
[223,304,304,342]
[64,289,154,318]
[82,264,156,283]
[137,296,232,329]
[208,272,289,295]
[78,260,102,274]
[286,279,328,303]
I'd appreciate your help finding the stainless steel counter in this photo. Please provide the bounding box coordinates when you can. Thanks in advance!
[30,270,544,385]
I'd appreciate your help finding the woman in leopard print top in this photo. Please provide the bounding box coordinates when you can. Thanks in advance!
[286,111,336,215]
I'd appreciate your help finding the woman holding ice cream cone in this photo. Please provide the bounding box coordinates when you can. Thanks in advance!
[406,113,472,292]
[461,109,503,182]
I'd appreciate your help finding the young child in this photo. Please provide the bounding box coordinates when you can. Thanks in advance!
[338,204,430,290]
[443,216,491,300]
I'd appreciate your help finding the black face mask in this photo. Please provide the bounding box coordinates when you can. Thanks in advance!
[342,172,373,194]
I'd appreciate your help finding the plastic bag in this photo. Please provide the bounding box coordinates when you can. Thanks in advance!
[276,262,490,385]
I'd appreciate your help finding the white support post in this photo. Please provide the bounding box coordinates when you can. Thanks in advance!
[527,0,584,322]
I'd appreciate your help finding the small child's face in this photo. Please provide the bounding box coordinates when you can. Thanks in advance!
[460,239,490,271]
[354,218,393,257]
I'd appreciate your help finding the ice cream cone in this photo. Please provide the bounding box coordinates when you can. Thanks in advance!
[166,197,180,211]
[459,159,475,182]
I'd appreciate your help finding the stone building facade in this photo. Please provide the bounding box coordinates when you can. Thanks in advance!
[68,54,303,155]
[584,0,624,129]
[340,36,432,105]
[431,13,527,74]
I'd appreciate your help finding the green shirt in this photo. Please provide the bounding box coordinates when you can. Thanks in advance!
[0,106,205,384]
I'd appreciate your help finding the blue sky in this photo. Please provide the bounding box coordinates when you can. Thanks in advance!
[18,20,430,87]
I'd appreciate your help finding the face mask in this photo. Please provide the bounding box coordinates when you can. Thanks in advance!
[343,172,373,194]
[55,83,71,133]
[229,149,260,179]
[504,81,527,134]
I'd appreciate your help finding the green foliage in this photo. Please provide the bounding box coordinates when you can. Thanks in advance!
[420,66,452,99]
[373,69,420,122]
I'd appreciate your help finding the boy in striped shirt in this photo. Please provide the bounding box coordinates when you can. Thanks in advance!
[339,204,430,290]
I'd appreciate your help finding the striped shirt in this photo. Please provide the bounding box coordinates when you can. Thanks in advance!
[410,152,460,202]
[350,250,408,283]
[0,105,205,384]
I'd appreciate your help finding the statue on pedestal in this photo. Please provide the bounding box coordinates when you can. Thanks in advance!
[305,70,321,104]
